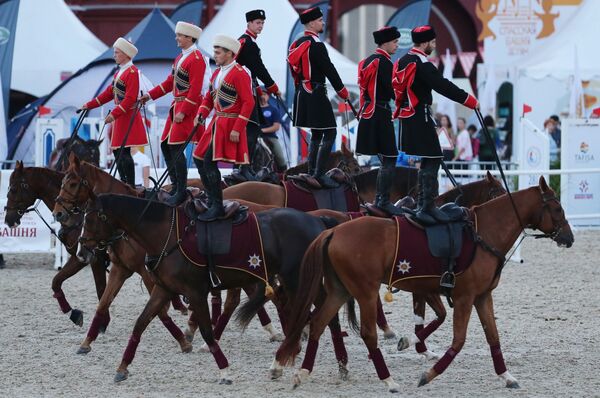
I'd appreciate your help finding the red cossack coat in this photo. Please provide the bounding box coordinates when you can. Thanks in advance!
[148,49,209,144]
[194,63,255,164]
[85,64,148,149]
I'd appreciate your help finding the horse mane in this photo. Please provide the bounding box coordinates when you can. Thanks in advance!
[79,161,138,196]
[98,193,170,224]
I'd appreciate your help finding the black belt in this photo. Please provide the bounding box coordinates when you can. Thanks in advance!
[364,100,391,110]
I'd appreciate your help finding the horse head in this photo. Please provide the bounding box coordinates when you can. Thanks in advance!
[77,195,114,263]
[4,161,35,227]
[53,153,91,225]
[530,176,574,248]
[455,171,505,206]
[334,142,361,176]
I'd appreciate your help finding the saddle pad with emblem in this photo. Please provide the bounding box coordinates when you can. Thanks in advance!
[283,180,360,212]
[388,216,477,285]
[176,210,268,283]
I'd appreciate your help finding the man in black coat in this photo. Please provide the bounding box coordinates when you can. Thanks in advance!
[234,9,281,180]
[356,26,402,215]
[288,6,350,188]
[394,25,478,223]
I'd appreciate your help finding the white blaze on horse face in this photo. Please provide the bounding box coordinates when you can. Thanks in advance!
[413,314,425,325]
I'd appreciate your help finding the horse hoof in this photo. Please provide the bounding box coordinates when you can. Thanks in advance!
[184,332,194,344]
[182,343,193,353]
[70,309,84,327]
[420,350,440,361]
[506,381,520,389]
[199,343,210,353]
[76,346,91,355]
[292,368,309,389]
[338,362,349,381]
[397,336,410,351]
[269,333,284,343]
[219,378,232,385]
[114,370,129,383]
[418,372,429,387]
[270,368,283,380]
[383,329,397,340]
[383,377,400,393]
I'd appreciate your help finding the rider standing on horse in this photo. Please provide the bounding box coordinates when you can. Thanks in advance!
[356,27,402,216]
[231,9,281,181]
[141,22,210,206]
[82,38,148,187]
[288,6,349,188]
[394,25,478,224]
[193,35,255,221]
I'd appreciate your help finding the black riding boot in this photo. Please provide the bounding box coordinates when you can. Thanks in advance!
[402,167,423,215]
[374,165,404,216]
[194,158,212,207]
[164,156,188,206]
[121,154,136,188]
[198,164,224,221]
[313,138,338,188]
[415,161,450,224]
[160,141,177,195]
[306,139,319,176]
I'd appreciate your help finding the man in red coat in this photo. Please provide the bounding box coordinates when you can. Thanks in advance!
[82,37,148,187]
[141,21,210,206]
[193,35,254,221]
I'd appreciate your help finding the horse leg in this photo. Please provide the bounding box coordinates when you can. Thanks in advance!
[198,288,241,353]
[114,284,172,382]
[170,295,188,315]
[184,310,198,343]
[475,292,520,388]
[398,293,445,360]
[419,295,474,387]
[156,302,193,354]
[244,285,283,342]
[376,295,397,340]
[291,290,348,389]
[51,255,87,326]
[357,294,400,393]
[188,290,232,384]
[77,264,132,354]
[89,253,109,332]
[210,290,222,326]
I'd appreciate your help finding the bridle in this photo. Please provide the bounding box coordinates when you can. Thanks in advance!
[4,177,36,217]
[55,171,90,217]
[79,207,127,253]
[525,190,569,241]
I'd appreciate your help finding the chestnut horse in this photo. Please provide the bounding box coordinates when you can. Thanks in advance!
[223,166,418,208]
[277,177,573,392]
[79,195,342,384]
[3,161,108,327]
[52,154,190,354]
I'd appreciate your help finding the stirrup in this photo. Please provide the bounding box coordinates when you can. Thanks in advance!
[209,271,222,288]
[439,271,456,289]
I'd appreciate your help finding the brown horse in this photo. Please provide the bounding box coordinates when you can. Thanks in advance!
[223,166,418,207]
[277,177,573,392]
[282,144,362,178]
[79,194,342,383]
[3,161,108,327]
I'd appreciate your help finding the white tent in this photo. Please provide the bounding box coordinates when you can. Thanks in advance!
[11,0,107,97]
[198,0,358,94]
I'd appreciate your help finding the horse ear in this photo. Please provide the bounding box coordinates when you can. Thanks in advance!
[15,160,23,170]
[486,170,494,181]
[69,152,80,169]
[539,176,549,192]
[341,141,352,156]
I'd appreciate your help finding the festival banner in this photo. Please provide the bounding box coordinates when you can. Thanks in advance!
[385,0,432,63]
[0,0,19,118]
[561,118,600,227]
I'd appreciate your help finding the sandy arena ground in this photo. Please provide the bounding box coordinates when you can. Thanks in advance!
[0,230,599,398]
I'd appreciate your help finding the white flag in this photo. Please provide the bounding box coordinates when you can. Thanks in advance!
[569,47,585,118]
[480,63,497,118]
[436,49,457,127]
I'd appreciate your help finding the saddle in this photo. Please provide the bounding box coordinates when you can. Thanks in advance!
[406,203,472,306]
[183,198,249,288]
[223,167,281,186]
[287,168,351,189]
[365,196,416,218]
[139,187,200,204]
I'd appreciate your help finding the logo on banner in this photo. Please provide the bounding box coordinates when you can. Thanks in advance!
[527,146,541,167]
[575,141,595,162]
[0,27,10,45]
[398,29,413,48]
[574,179,593,200]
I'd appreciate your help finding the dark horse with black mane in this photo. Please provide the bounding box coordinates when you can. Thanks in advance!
[49,136,103,171]
[79,194,341,384]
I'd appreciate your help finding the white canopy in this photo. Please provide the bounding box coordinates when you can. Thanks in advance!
[11,0,107,97]
[197,0,358,93]
[519,1,600,80]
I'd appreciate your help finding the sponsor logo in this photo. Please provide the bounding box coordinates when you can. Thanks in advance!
[527,146,541,167]
[574,179,593,200]
[0,27,10,45]
[574,141,595,162]
[398,28,413,48]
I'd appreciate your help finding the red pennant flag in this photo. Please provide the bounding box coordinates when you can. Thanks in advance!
[522,103,533,116]
[429,56,440,68]
[38,105,52,116]
[457,52,477,77]
[592,107,600,117]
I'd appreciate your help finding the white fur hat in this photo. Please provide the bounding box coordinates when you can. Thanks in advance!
[113,37,138,59]
[175,21,202,39]
[213,34,241,54]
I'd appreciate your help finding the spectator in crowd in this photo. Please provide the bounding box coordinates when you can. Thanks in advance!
[131,146,151,188]
[478,115,499,170]
[549,114,561,147]
[544,118,560,163]
[453,117,473,172]
[439,114,455,161]
[468,124,479,161]
[259,90,288,172]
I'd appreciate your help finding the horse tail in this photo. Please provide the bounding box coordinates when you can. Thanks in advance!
[235,283,267,330]
[345,298,360,334]
[276,230,334,366]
